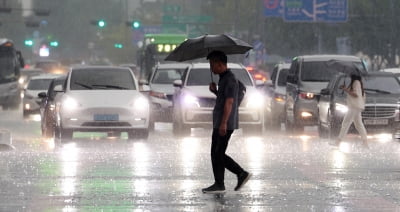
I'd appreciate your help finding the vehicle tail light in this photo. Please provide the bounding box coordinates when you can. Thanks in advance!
[299,92,315,99]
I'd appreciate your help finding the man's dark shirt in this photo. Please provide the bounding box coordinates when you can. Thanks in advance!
[213,69,239,130]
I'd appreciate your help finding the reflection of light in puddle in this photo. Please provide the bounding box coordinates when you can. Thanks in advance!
[60,143,79,197]
[332,206,346,212]
[299,135,311,141]
[245,137,264,175]
[42,138,55,150]
[373,133,392,143]
[132,142,149,176]
[181,137,199,176]
[332,149,346,169]
[133,179,148,194]
[247,179,262,191]
[31,114,41,122]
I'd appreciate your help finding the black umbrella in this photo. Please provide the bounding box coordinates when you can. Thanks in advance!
[325,59,367,76]
[165,34,253,62]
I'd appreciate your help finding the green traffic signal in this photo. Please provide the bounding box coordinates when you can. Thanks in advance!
[114,43,123,48]
[50,41,59,47]
[98,19,106,28]
[24,39,34,46]
[132,21,140,29]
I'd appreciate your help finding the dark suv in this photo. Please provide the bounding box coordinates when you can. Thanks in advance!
[318,72,400,139]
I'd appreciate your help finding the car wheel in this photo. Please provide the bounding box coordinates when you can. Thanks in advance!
[23,110,29,118]
[172,107,190,137]
[328,110,340,139]
[318,122,329,138]
[60,128,73,142]
[149,119,155,131]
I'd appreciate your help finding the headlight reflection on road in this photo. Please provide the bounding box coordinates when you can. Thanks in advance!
[60,143,79,197]
[332,149,346,169]
[373,133,392,143]
[131,142,149,194]
[181,137,199,176]
[245,137,264,176]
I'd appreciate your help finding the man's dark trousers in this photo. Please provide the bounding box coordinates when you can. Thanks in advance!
[211,128,244,186]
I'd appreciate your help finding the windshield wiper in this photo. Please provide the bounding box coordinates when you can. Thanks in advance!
[364,88,391,94]
[74,81,92,89]
[92,84,128,89]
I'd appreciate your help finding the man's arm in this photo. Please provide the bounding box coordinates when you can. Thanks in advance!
[219,97,234,136]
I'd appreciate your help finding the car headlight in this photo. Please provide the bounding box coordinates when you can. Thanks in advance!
[183,94,200,108]
[246,91,264,108]
[274,93,286,102]
[134,97,149,110]
[335,103,348,113]
[63,97,79,110]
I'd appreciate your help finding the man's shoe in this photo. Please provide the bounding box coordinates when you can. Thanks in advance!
[202,183,225,194]
[235,171,252,191]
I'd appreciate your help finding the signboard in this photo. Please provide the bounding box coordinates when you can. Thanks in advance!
[284,0,347,22]
[264,0,283,17]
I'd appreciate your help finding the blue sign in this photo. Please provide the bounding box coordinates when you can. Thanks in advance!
[284,0,347,22]
[264,0,283,17]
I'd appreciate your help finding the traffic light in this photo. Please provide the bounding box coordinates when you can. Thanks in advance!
[49,41,59,47]
[91,19,106,28]
[114,43,123,49]
[24,39,34,46]
[98,19,106,28]
[132,20,140,29]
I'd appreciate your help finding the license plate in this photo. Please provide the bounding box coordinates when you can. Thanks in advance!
[364,119,388,125]
[94,114,119,121]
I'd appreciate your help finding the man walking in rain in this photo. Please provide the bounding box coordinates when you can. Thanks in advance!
[202,51,251,194]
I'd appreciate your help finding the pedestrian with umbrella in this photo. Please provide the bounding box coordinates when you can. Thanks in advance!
[165,34,252,194]
[324,59,369,148]
[334,74,368,148]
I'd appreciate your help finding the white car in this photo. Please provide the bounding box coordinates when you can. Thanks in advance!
[22,74,61,117]
[58,66,150,141]
[146,63,190,129]
[172,63,265,136]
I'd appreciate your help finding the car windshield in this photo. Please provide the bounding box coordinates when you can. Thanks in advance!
[301,61,364,82]
[70,68,136,90]
[186,68,252,86]
[337,75,400,94]
[151,68,184,84]
[27,78,54,90]
[364,76,400,94]
[277,69,289,86]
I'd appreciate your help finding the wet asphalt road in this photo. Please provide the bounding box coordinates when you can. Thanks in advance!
[1,109,400,211]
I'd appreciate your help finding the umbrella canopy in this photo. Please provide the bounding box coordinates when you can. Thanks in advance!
[165,34,253,62]
[325,59,367,76]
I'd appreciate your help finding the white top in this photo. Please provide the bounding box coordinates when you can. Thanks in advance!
[346,80,365,110]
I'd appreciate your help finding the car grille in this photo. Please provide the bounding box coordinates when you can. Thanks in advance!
[198,98,215,107]
[81,122,131,127]
[362,105,397,118]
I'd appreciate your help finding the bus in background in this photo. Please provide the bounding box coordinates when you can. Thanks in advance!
[137,34,186,81]
[0,38,24,110]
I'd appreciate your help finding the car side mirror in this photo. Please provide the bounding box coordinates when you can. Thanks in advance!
[173,79,183,88]
[38,92,47,99]
[54,84,64,92]
[320,88,330,95]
